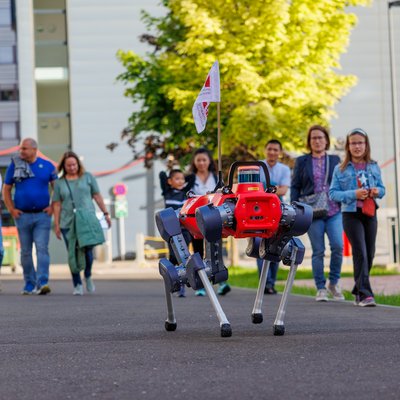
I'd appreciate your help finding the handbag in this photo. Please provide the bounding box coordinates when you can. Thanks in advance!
[356,176,377,217]
[298,155,330,219]
[362,196,376,217]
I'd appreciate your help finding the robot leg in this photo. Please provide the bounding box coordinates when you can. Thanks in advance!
[156,208,192,332]
[159,258,185,331]
[251,260,270,324]
[273,238,305,336]
[186,253,232,338]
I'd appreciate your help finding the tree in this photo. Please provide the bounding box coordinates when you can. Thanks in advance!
[117,0,370,166]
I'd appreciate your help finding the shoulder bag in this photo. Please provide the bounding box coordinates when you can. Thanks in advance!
[64,178,105,247]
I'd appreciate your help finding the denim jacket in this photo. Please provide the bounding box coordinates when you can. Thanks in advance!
[329,161,385,212]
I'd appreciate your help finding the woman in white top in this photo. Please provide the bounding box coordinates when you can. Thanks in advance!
[186,148,231,296]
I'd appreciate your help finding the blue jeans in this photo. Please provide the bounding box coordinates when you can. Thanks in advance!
[307,212,343,290]
[61,228,94,287]
[15,212,51,288]
[256,258,279,288]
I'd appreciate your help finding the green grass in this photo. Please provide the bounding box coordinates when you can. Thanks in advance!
[228,265,400,306]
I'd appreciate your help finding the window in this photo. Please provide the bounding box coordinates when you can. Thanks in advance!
[0,47,14,64]
[0,122,18,139]
[0,85,18,101]
[0,7,11,26]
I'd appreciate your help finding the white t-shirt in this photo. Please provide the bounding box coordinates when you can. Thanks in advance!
[193,173,217,195]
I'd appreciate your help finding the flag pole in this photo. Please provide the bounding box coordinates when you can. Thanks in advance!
[216,101,224,189]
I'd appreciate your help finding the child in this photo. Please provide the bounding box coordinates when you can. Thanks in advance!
[159,169,192,297]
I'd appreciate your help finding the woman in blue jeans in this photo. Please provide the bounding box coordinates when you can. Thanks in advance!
[53,152,111,295]
[291,125,344,302]
[330,128,385,307]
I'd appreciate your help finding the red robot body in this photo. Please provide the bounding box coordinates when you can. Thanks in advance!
[179,165,282,240]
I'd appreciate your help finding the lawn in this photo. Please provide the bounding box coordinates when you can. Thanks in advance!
[228,265,400,306]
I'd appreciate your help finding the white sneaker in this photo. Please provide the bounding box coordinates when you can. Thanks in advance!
[73,284,83,296]
[315,288,329,302]
[327,283,345,301]
[85,277,95,293]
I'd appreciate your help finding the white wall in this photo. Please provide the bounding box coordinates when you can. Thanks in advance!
[330,1,400,208]
[16,0,37,139]
[67,0,165,257]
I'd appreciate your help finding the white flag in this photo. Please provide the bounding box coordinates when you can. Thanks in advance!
[192,61,220,133]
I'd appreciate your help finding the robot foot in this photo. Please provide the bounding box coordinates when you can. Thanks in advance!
[220,323,232,338]
[165,321,177,332]
[273,324,285,336]
[251,313,263,324]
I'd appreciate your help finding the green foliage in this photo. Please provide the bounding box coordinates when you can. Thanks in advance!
[117,0,370,162]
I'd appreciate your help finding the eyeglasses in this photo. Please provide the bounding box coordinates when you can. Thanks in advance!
[310,136,326,141]
[349,141,366,147]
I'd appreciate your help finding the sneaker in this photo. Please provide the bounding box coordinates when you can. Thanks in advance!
[178,285,186,298]
[85,277,95,293]
[327,283,345,301]
[195,289,206,296]
[217,283,231,296]
[358,296,376,307]
[73,284,84,296]
[353,295,360,306]
[315,288,329,302]
[22,282,37,295]
[37,285,51,295]
[264,286,277,295]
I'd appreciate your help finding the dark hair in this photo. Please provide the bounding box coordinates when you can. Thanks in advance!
[57,151,85,177]
[168,169,184,179]
[340,128,372,171]
[306,125,330,151]
[265,139,282,150]
[189,148,217,174]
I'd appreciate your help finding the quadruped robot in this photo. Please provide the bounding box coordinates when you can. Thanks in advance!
[155,161,313,337]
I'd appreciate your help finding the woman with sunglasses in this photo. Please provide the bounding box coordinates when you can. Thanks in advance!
[329,128,385,307]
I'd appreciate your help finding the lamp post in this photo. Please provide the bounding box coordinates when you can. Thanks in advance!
[388,0,400,264]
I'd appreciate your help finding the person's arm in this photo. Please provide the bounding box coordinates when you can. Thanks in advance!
[52,200,62,240]
[159,171,169,196]
[275,185,288,197]
[276,165,290,197]
[44,168,57,216]
[329,166,362,203]
[2,183,22,219]
[93,193,111,227]
[43,180,54,216]
[290,158,302,202]
[369,165,385,199]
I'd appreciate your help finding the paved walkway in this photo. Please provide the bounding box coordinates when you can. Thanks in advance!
[1,279,400,400]
[2,259,400,296]
[294,275,400,296]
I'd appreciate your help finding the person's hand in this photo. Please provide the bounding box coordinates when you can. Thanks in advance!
[43,205,53,216]
[355,188,369,200]
[105,214,112,228]
[369,187,379,198]
[10,208,23,219]
[54,226,62,240]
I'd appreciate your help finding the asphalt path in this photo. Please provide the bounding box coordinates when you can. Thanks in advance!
[1,279,400,400]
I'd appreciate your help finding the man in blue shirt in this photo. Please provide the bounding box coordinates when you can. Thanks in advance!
[258,139,291,294]
[3,138,58,294]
